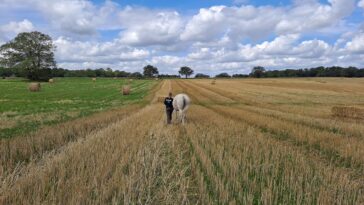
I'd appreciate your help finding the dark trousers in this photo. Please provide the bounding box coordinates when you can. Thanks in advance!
[166,108,173,124]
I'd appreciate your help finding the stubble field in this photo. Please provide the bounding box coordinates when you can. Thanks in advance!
[1,78,364,204]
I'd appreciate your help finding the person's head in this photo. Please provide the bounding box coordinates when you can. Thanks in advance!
[168,92,172,97]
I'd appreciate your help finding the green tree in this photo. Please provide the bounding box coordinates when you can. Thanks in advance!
[179,66,194,79]
[250,66,266,78]
[0,31,56,81]
[130,72,143,79]
[195,73,210,78]
[215,73,231,78]
[143,65,159,78]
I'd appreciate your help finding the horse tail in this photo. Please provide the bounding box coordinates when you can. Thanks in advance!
[182,96,186,110]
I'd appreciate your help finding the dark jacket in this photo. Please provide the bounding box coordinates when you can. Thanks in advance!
[164,97,174,110]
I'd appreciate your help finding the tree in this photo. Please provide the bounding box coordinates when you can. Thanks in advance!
[0,67,13,78]
[143,65,159,78]
[215,73,231,78]
[179,66,194,79]
[195,73,210,78]
[250,66,265,78]
[0,31,56,81]
[130,72,143,79]
[232,74,249,78]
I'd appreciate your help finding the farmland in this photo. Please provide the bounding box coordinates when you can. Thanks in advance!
[0,78,156,138]
[1,78,364,204]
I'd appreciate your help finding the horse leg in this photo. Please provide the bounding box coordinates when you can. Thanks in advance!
[181,111,186,125]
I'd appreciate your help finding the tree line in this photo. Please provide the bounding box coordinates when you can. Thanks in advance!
[1,31,363,80]
[247,66,364,78]
[0,65,187,79]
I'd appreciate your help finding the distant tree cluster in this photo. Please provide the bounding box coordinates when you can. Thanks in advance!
[195,73,210,78]
[211,66,364,79]
[215,73,231,78]
[158,74,180,78]
[248,66,364,78]
[0,67,144,79]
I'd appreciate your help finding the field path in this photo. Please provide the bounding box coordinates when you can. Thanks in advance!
[1,79,363,204]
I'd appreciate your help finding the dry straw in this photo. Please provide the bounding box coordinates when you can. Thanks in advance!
[332,106,364,119]
[122,85,130,95]
[211,79,216,85]
[157,96,165,103]
[48,79,54,84]
[28,82,41,92]
[92,78,96,82]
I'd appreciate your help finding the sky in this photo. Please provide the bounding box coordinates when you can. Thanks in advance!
[0,0,363,75]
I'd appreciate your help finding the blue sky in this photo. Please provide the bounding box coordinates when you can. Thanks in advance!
[0,0,363,75]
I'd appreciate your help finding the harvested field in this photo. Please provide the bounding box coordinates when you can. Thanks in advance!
[1,78,364,204]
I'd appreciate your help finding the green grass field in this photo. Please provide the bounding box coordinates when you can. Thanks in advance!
[0,78,157,138]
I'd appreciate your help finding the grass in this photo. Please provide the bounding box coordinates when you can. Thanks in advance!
[1,78,364,204]
[0,77,156,138]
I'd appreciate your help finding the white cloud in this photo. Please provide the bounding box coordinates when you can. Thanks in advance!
[0,0,362,74]
[0,19,34,41]
[1,19,34,33]
[345,33,364,53]
[358,0,364,8]
[181,6,227,41]
[118,7,184,46]
[54,37,150,63]
[276,0,355,34]
[181,0,355,43]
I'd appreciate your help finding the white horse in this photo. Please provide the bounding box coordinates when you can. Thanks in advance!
[173,93,191,124]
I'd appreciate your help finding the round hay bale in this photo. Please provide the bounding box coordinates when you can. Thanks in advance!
[92,77,96,82]
[49,79,54,84]
[128,79,133,83]
[211,79,216,85]
[28,82,41,92]
[122,85,130,95]
[155,78,159,81]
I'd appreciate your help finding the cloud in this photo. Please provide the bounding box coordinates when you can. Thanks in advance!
[0,19,34,41]
[0,0,362,74]
[359,0,364,8]
[345,33,364,53]
[276,0,355,34]
[118,7,184,46]
[54,37,150,64]
[1,19,34,33]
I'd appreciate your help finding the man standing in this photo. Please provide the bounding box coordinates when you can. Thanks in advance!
[164,92,174,124]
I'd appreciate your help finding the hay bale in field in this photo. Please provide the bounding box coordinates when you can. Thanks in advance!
[155,78,159,81]
[48,79,54,84]
[128,79,133,83]
[122,85,130,95]
[211,79,216,85]
[92,77,96,82]
[28,82,41,92]
[332,106,364,119]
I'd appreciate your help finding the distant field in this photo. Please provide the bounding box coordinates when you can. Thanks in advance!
[0,78,157,138]
[1,78,364,204]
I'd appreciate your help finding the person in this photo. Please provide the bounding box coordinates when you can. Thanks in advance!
[164,92,174,124]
